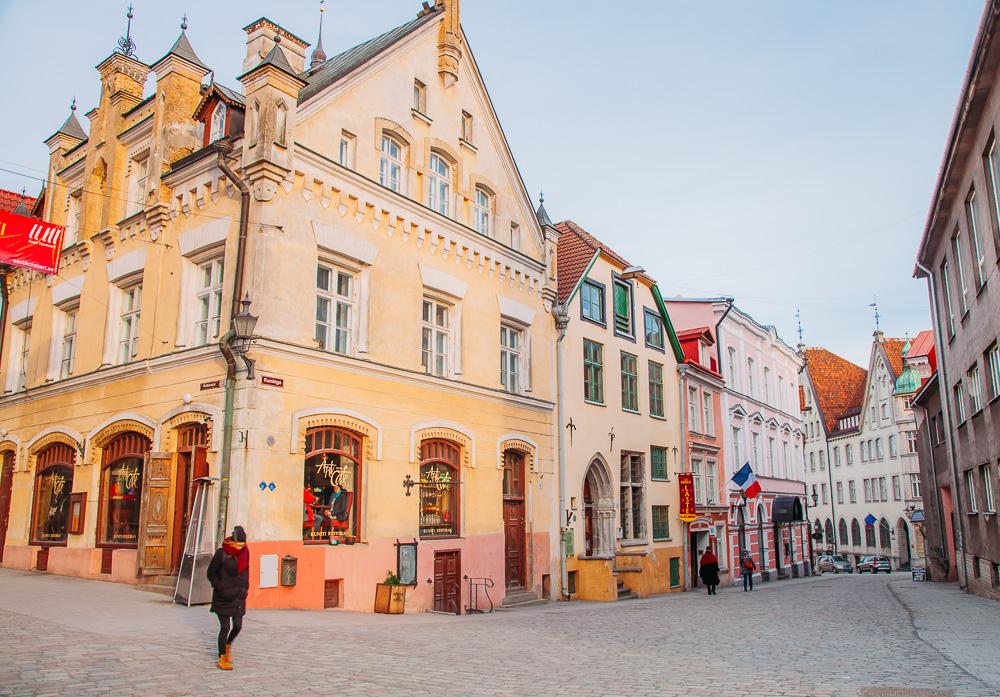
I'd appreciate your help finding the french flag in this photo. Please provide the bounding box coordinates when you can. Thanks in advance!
[731,462,761,499]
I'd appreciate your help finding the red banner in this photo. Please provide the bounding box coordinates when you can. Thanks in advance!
[0,209,65,274]
[678,472,696,522]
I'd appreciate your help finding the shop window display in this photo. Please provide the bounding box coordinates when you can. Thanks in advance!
[31,443,76,545]
[303,427,360,543]
[99,432,151,546]
[419,439,460,537]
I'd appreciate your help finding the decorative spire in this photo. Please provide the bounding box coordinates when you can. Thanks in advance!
[869,296,881,334]
[70,97,77,112]
[795,308,804,349]
[310,1,327,70]
[157,14,209,71]
[181,14,188,32]
[48,98,88,143]
[12,190,31,217]
[116,4,137,58]
[535,191,552,227]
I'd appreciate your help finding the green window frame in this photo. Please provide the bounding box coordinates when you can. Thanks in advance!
[613,279,633,336]
[669,556,681,587]
[643,309,664,350]
[621,351,638,412]
[648,360,664,417]
[584,339,604,404]
[651,445,668,480]
[653,505,671,541]
[580,280,605,325]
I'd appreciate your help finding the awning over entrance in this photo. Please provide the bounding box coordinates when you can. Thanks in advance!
[771,496,804,523]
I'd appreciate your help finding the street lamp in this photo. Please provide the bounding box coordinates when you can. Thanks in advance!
[231,294,258,379]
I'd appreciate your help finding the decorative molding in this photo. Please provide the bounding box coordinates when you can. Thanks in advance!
[496,434,539,471]
[107,247,147,283]
[51,276,84,307]
[290,407,383,461]
[25,430,83,472]
[497,296,535,326]
[159,403,222,453]
[312,219,379,266]
[86,413,158,466]
[419,263,468,299]
[0,435,21,470]
[9,298,36,325]
[411,421,475,468]
[178,217,232,257]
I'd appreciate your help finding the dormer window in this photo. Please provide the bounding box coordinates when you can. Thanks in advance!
[209,102,227,143]
[413,79,427,114]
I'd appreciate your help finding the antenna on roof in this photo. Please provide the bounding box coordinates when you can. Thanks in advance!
[869,296,880,333]
[795,308,804,343]
[116,5,137,58]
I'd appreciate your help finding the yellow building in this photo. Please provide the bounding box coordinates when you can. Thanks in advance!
[0,1,560,612]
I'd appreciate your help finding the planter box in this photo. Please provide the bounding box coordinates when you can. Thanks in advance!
[374,583,406,614]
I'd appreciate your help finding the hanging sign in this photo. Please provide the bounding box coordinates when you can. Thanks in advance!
[678,472,697,522]
[0,210,65,274]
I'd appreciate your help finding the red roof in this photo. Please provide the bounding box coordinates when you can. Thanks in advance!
[804,348,868,434]
[554,220,636,303]
[881,338,908,378]
[0,189,36,214]
[907,330,935,360]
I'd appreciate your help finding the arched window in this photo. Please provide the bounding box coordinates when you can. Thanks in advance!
[864,521,876,548]
[209,102,227,143]
[31,443,76,545]
[838,519,848,546]
[473,186,492,236]
[851,518,861,546]
[419,439,460,538]
[824,519,834,546]
[379,134,403,192]
[275,102,287,147]
[303,427,361,543]
[99,432,151,546]
[878,518,891,549]
[427,153,450,216]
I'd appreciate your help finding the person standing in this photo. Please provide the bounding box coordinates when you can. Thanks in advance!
[741,551,757,592]
[699,547,720,595]
[207,525,249,670]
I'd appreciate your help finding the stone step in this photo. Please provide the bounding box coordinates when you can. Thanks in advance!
[136,583,175,596]
[615,579,638,600]
[501,590,541,607]
[497,597,549,610]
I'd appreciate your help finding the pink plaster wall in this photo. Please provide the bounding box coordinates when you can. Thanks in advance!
[1,545,139,584]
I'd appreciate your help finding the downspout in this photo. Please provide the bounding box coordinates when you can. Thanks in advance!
[677,363,689,589]
[714,298,735,376]
[553,300,570,598]
[915,261,966,586]
[214,140,252,546]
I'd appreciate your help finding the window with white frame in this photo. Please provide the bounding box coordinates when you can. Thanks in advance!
[888,434,898,458]
[876,438,884,460]
[864,479,872,503]
[968,364,983,414]
[777,374,784,410]
[819,449,826,470]
[846,443,854,465]
[510,223,521,251]
[691,457,704,505]
[413,79,426,113]
[910,473,921,499]
[809,452,816,471]
[953,230,970,314]
[752,432,761,469]
[747,358,756,397]
[117,284,141,364]
[892,475,901,501]
[688,386,700,432]
[379,134,404,193]
[194,258,224,347]
[782,442,790,477]
[705,459,717,504]
[763,366,771,404]
[821,482,828,505]
[905,430,917,454]
[767,437,775,475]
[703,390,714,436]
[315,264,354,355]
[878,477,887,501]
[338,130,356,169]
[620,352,638,412]
[986,342,1000,401]
[421,298,450,377]
[954,382,967,422]
[727,347,738,390]
[59,308,77,379]
[473,186,492,236]
[620,452,645,542]
[848,480,856,503]
[940,261,956,335]
[427,153,450,216]
[880,401,889,420]
[125,155,148,217]
[965,470,977,512]
[985,136,1000,237]
[209,102,227,143]
[836,481,844,504]
[12,322,31,391]
[732,426,742,465]
[461,111,473,143]
[65,190,81,246]
[833,446,841,466]
[966,190,987,289]
[981,465,995,513]
[500,324,522,393]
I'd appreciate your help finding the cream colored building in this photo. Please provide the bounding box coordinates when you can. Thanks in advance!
[0,1,561,613]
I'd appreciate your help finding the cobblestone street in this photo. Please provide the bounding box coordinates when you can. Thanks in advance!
[1,570,998,697]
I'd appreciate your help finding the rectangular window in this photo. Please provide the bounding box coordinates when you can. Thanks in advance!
[809,452,816,472]
[966,470,978,512]
[688,386,700,432]
[911,473,921,499]
[875,438,884,460]
[413,79,426,113]
[612,279,632,336]
[727,347,739,390]
[195,258,225,347]
[338,130,356,169]
[848,480,857,503]
[14,323,31,391]
[782,442,790,477]
[940,261,956,336]
[834,446,841,467]
[892,475,902,501]
[379,135,403,193]
[643,309,664,350]
[888,435,898,458]
[732,427,742,465]
[316,265,354,355]
[651,446,668,480]
[652,505,671,541]
[752,433,761,469]
[955,382,967,421]
[836,481,844,504]
[580,281,605,325]
[878,477,887,501]
[421,298,450,377]
[125,156,147,217]
[966,190,987,289]
[461,111,473,143]
[59,309,77,379]
[953,231,970,314]
[691,457,704,505]
[427,153,451,216]
[620,453,645,542]
[117,285,142,364]
[821,482,828,505]
[648,361,664,418]
[473,187,492,236]
[705,459,717,504]
[986,343,1000,401]
[500,325,522,393]
[864,479,872,503]
[747,358,756,397]
[777,375,785,410]
[65,191,81,247]
[620,352,638,412]
[583,339,604,404]
[860,443,867,463]
[968,365,983,414]
[846,444,854,465]
[767,437,776,475]
[984,135,1000,238]
[819,450,826,470]
[763,367,771,404]
[703,391,714,436]
[982,465,995,512]
[510,222,521,251]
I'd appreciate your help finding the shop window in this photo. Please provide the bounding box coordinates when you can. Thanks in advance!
[30,443,76,545]
[99,432,151,547]
[303,427,361,543]
[419,439,460,538]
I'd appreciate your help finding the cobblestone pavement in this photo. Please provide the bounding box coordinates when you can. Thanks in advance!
[0,569,997,697]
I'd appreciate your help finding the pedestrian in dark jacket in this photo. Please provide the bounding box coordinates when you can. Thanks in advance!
[741,551,757,592]
[207,525,249,670]
[699,547,720,595]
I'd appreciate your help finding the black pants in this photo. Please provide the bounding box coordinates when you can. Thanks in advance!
[706,584,717,594]
[216,614,243,656]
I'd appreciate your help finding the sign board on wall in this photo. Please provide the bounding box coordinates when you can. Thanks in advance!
[0,210,65,274]
[261,375,284,387]
[678,473,696,522]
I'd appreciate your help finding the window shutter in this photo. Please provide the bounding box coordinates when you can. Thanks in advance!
[614,283,628,318]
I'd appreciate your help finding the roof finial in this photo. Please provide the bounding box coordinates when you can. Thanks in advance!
[70,97,77,112]
[869,296,881,334]
[796,308,804,346]
[116,4,137,58]
[539,191,545,205]
[181,14,188,32]
[310,0,328,70]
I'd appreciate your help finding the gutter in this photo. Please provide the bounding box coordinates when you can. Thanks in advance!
[713,298,736,377]
[677,363,689,589]
[552,299,571,598]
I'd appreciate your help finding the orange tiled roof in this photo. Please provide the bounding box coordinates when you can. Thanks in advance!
[804,348,868,434]
[881,337,908,378]
[0,189,36,214]
[554,220,634,303]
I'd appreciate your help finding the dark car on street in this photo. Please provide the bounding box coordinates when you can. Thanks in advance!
[818,554,853,574]
[857,555,891,573]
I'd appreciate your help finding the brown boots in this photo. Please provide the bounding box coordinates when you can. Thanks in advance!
[216,644,233,670]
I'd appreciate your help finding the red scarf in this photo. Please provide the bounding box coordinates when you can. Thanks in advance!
[701,550,718,565]
[222,539,249,574]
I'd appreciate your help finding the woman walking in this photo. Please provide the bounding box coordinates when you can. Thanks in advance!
[207,525,249,670]
[699,547,720,595]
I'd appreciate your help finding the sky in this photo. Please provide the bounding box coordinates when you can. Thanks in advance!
[0,1,985,366]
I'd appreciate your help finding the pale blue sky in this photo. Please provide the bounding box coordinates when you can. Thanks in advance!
[0,1,984,365]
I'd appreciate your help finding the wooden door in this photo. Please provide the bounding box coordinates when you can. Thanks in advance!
[0,451,13,564]
[690,532,699,587]
[502,450,526,589]
[137,452,175,576]
[433,550,461,614]
[170,445,207,571]
[583,479,594,556]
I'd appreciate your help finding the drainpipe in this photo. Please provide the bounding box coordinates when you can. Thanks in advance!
[553,300,570,598]
[714,298,735,375]
[678,363,689,588]
[214,140,252,546]
[915,261,966,587]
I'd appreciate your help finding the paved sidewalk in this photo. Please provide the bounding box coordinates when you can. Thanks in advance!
[0,568,996,696]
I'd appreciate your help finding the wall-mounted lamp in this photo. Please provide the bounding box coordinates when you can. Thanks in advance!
[402,474,416,496]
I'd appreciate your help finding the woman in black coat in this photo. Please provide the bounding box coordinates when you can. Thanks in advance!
[699,547,721,595]
[207,525,249,670]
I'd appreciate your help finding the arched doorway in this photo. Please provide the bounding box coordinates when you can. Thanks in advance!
[169,423,208,571]
[583,457,614,558]
[756,504,767,570]
[502,449,526,589]
[825,519,834,552]
[896,519,911,570]
[0,449,14,564]
[878,517,891,551]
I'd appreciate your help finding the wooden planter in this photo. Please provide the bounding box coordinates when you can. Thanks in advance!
[374,583,406,614]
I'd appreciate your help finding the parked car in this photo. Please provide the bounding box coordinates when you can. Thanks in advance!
[817,555,853,574]
[857,555,891,573]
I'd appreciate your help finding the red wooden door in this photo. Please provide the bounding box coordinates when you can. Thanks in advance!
[433,550,461,614]
[502,451,526,589]
[0,451,14,564]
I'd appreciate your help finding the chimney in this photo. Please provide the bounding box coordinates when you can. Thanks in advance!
[436,0,462,88]
[243,18,309,74]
